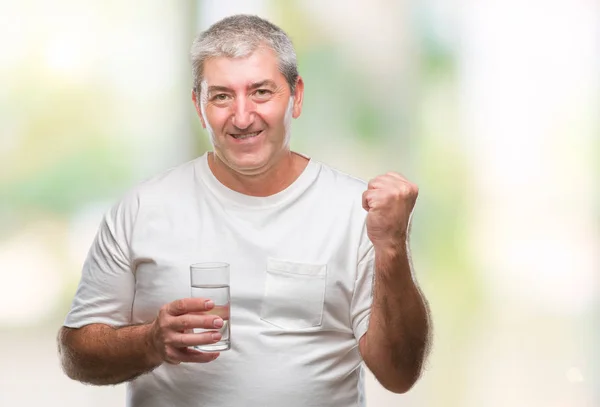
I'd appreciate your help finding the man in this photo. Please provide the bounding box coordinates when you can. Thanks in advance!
[58,14,431,407]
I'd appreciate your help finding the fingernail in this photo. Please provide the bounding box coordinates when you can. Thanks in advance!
[205,300,214,309]
[213,319,223,328]
[212,332,222,340]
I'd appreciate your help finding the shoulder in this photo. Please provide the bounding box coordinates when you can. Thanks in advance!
[109,156,203,218]
[306,159,369,219]
[135,157,200,197]
[313,159,368,196]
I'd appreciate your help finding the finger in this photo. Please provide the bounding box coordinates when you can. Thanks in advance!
[167,298,215,316]
[362,190,383,211]
[370,176,417,199]
[178,348,221,364]
[367,178,381,190]
[368,177,390,190]
[170,314,225,332]
[385,173,418,193]
[362,190,371,211]
[172,330,223,348]
[166,347,221,364]
[192,303,230,319]
[369,187,387,206]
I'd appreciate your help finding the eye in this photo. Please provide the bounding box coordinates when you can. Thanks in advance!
[254,89,273,98]
[211,94,230,102]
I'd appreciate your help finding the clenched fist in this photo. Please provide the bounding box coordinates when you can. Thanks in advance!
[362,172,418,250]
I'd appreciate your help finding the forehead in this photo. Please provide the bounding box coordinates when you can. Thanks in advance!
[202,47,285,89]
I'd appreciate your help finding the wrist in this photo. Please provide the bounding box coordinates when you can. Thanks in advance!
[142,322,163,366]
[374,239,407,259]
[374,240,414,283]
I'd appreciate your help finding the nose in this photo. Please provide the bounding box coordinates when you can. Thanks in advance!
[231,97,255,130]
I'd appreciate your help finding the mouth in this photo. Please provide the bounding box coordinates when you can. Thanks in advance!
[229,130,262,140]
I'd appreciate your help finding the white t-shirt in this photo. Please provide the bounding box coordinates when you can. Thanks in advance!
[65,152,376,407]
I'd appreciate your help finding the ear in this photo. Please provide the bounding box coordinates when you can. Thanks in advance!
[292,76,304,119]
[191,89,206,128]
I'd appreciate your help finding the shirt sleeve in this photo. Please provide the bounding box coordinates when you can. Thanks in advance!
[350,223,375,341]
[63,193,138,328]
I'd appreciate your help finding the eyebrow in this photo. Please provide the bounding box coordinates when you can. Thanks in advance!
[207,86,232,94]
[206,80,277,94]
[248,80,277,90]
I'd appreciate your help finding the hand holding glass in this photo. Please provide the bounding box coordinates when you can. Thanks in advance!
[190,262,231,352]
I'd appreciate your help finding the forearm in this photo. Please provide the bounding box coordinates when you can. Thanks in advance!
[361,244,431,392]
[58,323,162,385]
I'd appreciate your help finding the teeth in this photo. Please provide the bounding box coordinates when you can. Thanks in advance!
[232,131,260,139]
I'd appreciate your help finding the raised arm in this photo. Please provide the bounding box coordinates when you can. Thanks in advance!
[359,173,432,393]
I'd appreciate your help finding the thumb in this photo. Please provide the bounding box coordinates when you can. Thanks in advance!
[362,190,373,212]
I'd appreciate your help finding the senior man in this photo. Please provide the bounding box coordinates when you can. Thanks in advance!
[58,14,431,407]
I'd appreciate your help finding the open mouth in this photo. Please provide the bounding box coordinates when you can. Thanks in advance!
[229,130,262,140]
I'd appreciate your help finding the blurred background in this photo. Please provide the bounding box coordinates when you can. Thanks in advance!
[0,0,598,405]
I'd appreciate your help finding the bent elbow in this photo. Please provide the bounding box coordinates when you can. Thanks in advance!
[375,367,422,394]
[381,377,417,394]
[57,327,92,384]
[57,336,79,381]
[58,351,107,385]
[60,361,80,382]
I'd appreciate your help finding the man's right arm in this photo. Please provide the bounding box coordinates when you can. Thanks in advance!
[58,298,224,386]
[58,323,161,385]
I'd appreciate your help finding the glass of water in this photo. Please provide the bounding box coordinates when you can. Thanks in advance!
[190,262,230,352]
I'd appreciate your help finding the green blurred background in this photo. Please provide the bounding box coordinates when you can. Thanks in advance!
[0,1,598,406]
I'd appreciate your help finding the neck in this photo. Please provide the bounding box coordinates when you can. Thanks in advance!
[207,151,309,197]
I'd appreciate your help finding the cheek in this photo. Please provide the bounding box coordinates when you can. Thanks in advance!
[205,108,230,130]
[257,103,287,127]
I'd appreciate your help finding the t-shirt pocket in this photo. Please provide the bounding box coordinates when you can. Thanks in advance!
[260,258,327,330]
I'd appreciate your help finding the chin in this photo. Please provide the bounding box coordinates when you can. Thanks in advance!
[225,153,272,174]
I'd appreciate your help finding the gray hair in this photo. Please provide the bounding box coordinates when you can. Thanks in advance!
[190,14,299,96]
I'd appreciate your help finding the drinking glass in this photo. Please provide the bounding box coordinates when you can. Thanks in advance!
[190,262,230,352]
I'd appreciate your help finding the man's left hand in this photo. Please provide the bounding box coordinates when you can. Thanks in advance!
[362,172,419,251]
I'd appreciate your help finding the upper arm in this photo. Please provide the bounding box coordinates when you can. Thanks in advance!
[64,194,139,328]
